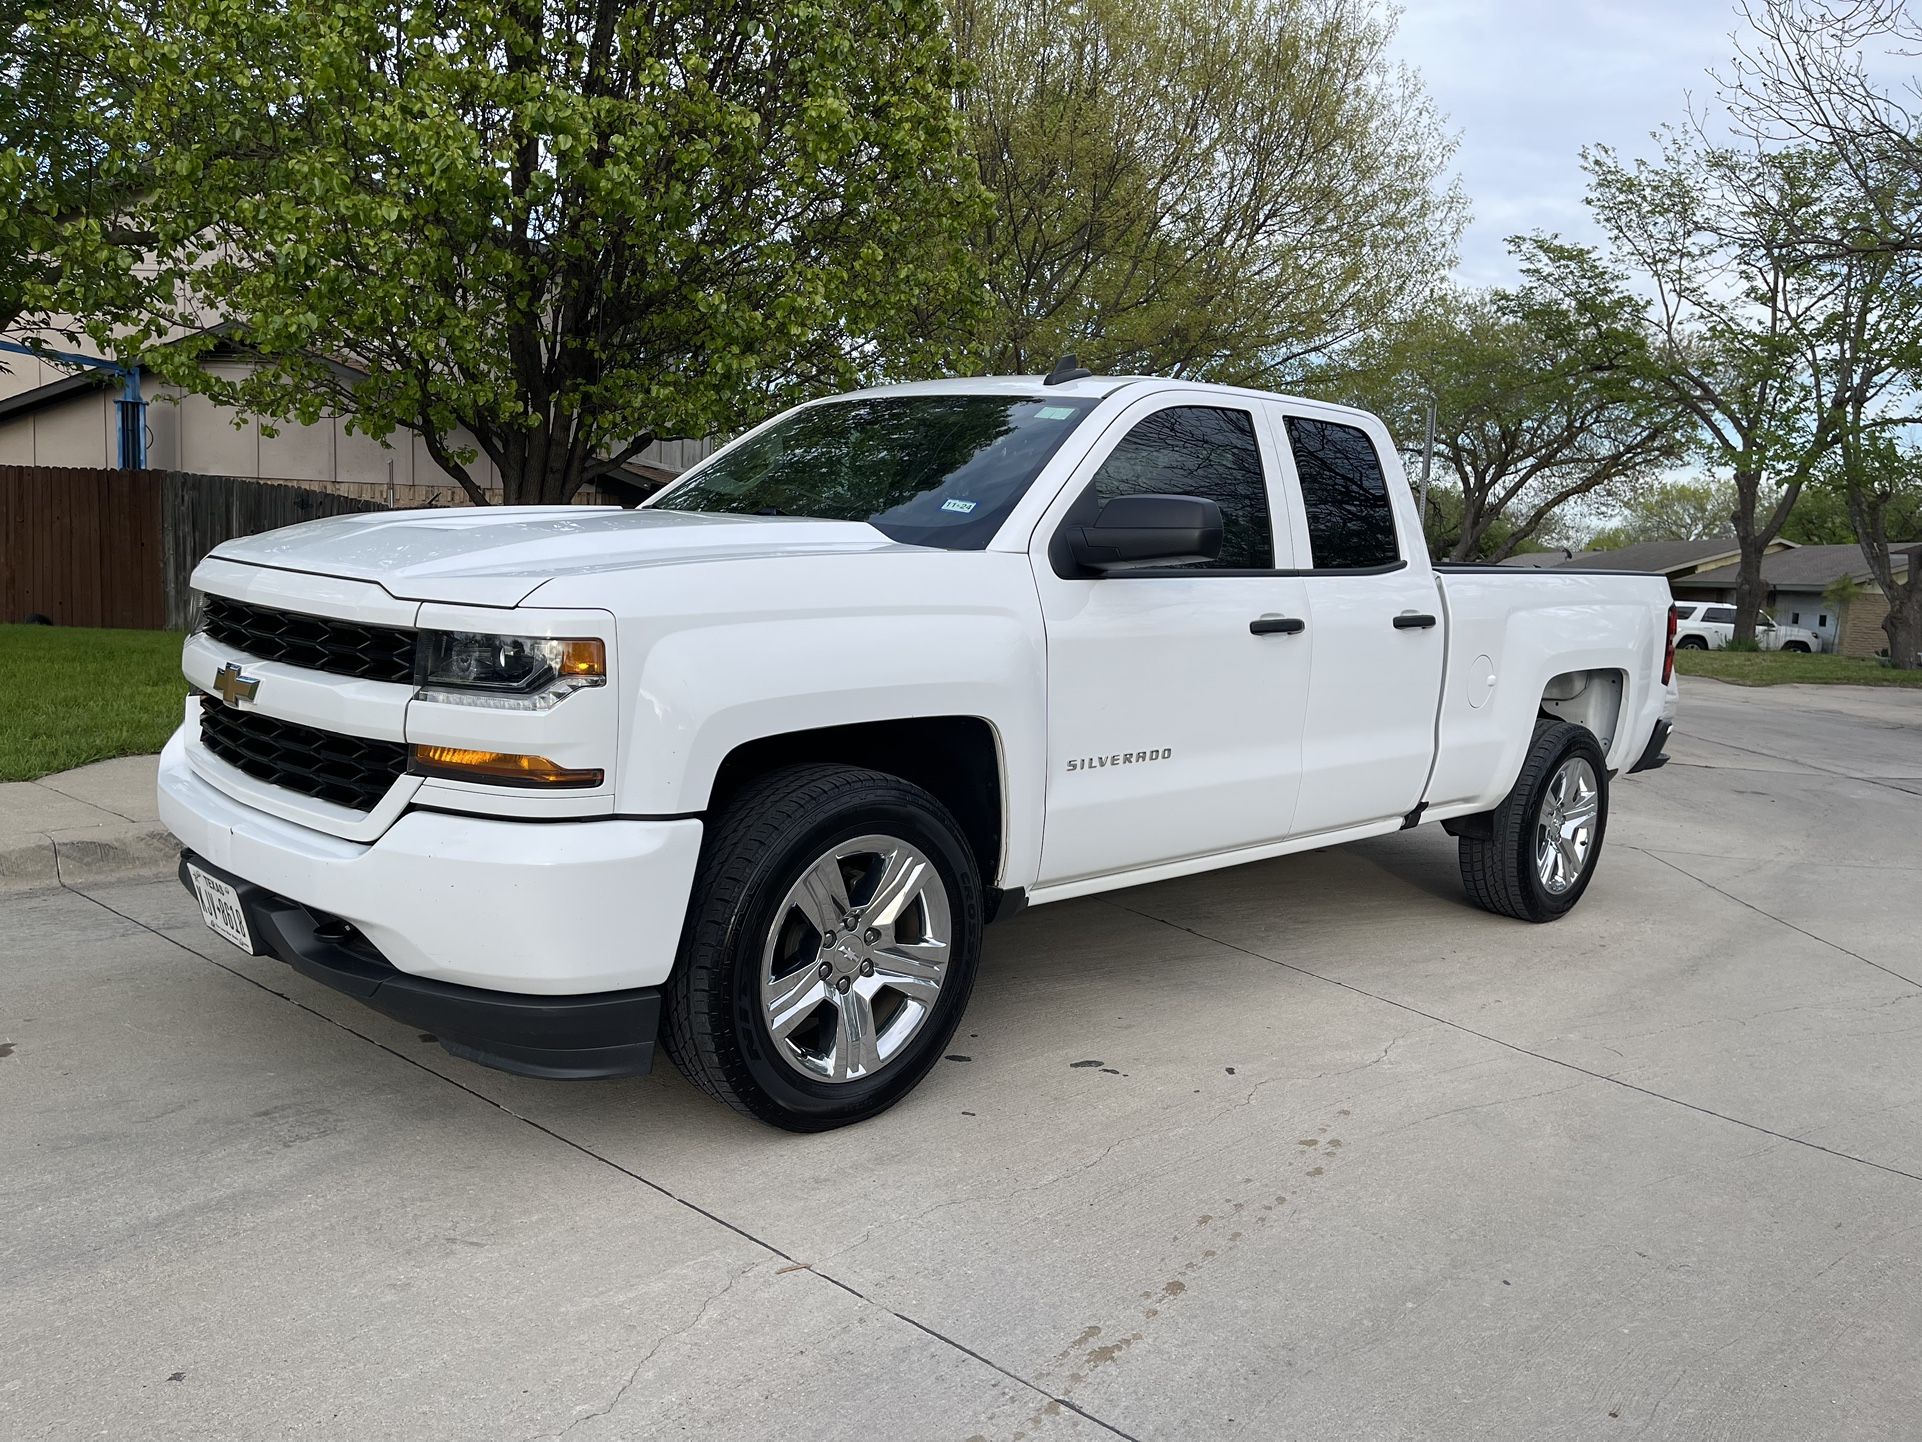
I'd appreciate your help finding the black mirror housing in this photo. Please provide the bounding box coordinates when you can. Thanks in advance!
[1066,494,1224,573]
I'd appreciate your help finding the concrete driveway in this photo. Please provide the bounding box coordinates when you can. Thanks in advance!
[5,678,1919,1441]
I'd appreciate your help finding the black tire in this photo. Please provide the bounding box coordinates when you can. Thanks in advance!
[1675,635,1708,650]
[1458,720,1609,923]
[663,764,983,1131]
[1781,641,1810,653]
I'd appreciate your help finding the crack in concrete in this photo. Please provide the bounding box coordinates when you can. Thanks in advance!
[1102,900,1922,1187]
[64,881,1145,1442]
[531,1258,760,1442]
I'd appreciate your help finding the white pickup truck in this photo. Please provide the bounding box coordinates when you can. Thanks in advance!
[161,370,1678,1130]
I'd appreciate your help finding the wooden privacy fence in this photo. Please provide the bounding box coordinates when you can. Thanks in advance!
[1,466,388,631]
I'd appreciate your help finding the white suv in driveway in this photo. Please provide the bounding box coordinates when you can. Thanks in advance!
[1673,603,1819,652]
[161,370,1678,1129]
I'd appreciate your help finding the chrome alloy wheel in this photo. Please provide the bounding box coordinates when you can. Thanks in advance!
[759,834,952,1083]
[1535,756,1600,895]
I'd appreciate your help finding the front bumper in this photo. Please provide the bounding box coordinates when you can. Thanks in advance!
[158,727,703,994]
[178,854,661,1079]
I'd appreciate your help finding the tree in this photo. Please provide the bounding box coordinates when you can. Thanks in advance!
[1785,467,1922,544]
[948,0,1463,382]
[1584,134,1907,644]
[1586,477,1740,549]
[1336,239,1683,562]
[1721,0,1922,666]
[0,1,157,359]
[101,0,983,504]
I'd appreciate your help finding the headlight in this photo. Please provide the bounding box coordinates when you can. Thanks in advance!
[417,632,606,711]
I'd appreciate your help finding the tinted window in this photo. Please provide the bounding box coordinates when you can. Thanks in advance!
[1285,416,1400,569]
[653,395,1099,549]
[1085,406,1273,569]
[1673,604,1698,619]
[1704,606,1736,624]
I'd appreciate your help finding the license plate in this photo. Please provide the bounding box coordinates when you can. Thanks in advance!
[187,864,257,954]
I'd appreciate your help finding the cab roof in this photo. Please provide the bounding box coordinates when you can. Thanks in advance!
[836,373,1382,426]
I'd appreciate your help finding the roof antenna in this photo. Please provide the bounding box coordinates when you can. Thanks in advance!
[1043,354,1093,386]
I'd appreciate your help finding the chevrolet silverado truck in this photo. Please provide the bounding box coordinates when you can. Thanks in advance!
[160,370,1678,1130]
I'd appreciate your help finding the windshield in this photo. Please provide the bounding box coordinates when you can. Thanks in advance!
[650,394,1101,549]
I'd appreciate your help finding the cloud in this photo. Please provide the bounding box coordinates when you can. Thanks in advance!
[1391,0,1742,284]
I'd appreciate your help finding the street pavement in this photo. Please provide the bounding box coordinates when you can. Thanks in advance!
[3,677,1919,1441]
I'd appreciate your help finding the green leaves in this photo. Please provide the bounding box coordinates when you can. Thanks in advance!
[72,0,983,503]
[949,0,1462,382]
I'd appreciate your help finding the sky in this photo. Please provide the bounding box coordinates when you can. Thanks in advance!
[1389,0,1754,286]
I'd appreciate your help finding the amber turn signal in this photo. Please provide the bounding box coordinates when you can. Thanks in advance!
[557,638,605,677]
[409,745,604,788]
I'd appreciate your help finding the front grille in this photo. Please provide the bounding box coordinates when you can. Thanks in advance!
[198,696,407,812]
[201,594,417,684]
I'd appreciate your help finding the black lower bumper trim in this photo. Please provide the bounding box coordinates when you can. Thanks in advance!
[1628,718,1672,775]
[177,853,659,1080]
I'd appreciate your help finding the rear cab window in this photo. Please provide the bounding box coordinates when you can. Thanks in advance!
[1281,415,1401,570]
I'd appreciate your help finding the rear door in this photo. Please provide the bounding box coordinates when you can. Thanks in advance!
[1032,393,1313,885]
[1270,409,1445,836]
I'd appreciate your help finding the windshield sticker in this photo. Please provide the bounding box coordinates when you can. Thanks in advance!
[1035,406,1077,420]
[940,498,978,514]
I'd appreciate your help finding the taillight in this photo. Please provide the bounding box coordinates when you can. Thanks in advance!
[1662,604,1678,684]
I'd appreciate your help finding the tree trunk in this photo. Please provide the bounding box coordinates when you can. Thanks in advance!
[1883,570,1922,670]
[1728,467,1767,645]
[1731,547,1767,647]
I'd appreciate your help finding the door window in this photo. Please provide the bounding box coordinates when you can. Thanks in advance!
[1284,416,1400,569]
[1704,606,1736,624]
[1082,405,1274,569]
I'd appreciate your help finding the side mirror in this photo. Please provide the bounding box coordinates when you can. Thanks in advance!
[1066,494,1223,573]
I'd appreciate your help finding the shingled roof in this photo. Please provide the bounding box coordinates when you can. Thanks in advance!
[1683,543,1916,590]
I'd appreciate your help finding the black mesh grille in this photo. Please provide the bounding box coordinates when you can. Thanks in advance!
[200,594,416,684]
[198,697,406,812]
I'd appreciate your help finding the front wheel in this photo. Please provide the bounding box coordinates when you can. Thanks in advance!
[1781,641,1811,653]
[1458,720,1609,923]
[663,764,983,1131]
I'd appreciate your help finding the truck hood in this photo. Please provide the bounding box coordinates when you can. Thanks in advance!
[209,506,920,607]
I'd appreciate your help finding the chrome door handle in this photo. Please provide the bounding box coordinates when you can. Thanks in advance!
[1250,616,1306,636]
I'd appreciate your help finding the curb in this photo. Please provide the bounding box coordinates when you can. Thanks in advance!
[0,822,179,893]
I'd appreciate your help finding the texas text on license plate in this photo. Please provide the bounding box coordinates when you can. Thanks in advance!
[187,863,258,954]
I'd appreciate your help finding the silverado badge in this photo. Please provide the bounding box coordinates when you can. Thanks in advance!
[212,662,261,707]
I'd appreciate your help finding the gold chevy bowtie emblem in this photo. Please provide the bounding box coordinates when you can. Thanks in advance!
[212,662,260,706]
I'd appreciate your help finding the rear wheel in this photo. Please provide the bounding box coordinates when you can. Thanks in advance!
[664,764,982,1131]
[1675,635,1708,650]
[1458,720,1609,923]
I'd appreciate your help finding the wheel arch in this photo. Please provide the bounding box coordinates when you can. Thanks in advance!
[1536,667,1628,754]
[706,717,1008,888]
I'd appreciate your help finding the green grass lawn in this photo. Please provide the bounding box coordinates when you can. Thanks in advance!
[0,625,189,781]
[1673,647,1922,688]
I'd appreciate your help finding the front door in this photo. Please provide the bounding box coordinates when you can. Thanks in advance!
[1033,396,1313,886]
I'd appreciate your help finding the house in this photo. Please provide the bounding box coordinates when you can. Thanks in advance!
[0,327,708,505]
[1672,544,1917,657]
